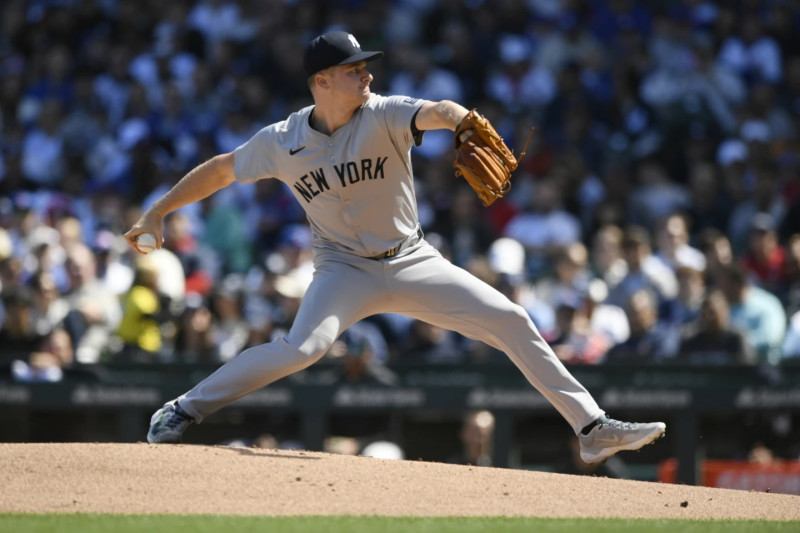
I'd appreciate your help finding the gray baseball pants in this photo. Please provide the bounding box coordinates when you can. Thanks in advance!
[177,240,604,433]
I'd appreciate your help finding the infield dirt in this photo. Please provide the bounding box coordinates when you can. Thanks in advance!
[1,443,798,520]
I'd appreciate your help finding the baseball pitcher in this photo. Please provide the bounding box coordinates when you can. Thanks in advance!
[124,32,665,464]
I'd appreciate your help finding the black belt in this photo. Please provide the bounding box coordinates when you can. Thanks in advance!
[369,228,423,260]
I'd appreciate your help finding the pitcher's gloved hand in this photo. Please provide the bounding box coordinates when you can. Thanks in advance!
[452,109,532,207]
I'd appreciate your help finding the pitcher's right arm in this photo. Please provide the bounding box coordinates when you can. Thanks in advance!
[124,152,236,253]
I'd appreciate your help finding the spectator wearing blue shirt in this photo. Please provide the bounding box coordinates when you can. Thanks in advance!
[717,263,786,365]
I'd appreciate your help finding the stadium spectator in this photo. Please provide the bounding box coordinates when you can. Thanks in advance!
[607,225,677,312]
[320,320,395,386]
[717,14,783,86]
[447,410,496,467]
[242,178,306,257]
[503,176,582,278]
[162,211,216,296]
[641,29,746,135]
[675,289,756,366]
[534,242,592,310]
[429,187,496,268]
[653,212,706,274]
[315,322,398,442]
[536,11,606,76]
[208,274,250,363]
[727,162,786,255]
[92,230,135,297]
[401,319,463,365]
[549,297,611,365]
[61,243,122,364]
[486,236,557,340]
[685,161,732,235]
[0,256,25,301]
[388,43,464,104]
[485,34,556,115]
[626,160,691,231]
[23,228,67,292]
[589,224,627,290]
[583,278,630,347]
[173,292,216,364]
[664,265,707,329]
[742,212,789,296]
[28,269,69,338]
[11,328,73,383]
[747,82,795,144]
[716,138,750,207]
[605,288,680,364]
[21,99,66,190]
[0,286,42,363]
[698,228,734,288]
[717,263,787,366]
[115,256,163,363]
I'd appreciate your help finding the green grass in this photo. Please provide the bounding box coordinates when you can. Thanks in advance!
[1,515,798,533]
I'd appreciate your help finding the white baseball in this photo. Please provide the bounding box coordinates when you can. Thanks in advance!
[136,233,158,254]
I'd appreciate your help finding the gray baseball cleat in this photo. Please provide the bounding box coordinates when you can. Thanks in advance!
[578,416,666,464]
[147,400,194,444]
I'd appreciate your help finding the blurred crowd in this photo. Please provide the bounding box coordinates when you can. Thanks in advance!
[2,0,800,383]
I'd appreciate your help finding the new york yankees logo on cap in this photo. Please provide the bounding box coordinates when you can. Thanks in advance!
[303,31,384,77]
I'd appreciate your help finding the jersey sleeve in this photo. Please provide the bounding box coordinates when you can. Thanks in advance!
[377,95,428,150]
[233,126,279,184]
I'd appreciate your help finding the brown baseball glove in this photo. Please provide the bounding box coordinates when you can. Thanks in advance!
[453,109,531,207]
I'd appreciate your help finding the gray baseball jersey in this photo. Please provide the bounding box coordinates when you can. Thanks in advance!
[234,94,423,257]
[176,93,604,435]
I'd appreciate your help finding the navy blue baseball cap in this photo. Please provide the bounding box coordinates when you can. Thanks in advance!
[303,32,383,77]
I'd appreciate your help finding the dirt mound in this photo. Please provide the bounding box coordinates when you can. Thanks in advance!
[1,443,798,520]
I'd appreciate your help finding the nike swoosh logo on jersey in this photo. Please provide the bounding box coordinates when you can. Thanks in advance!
[289,146,306,155]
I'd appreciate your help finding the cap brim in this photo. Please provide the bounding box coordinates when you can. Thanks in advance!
[337,51,383,66]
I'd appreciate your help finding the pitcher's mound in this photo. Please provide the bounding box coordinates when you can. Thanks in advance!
[1,443,798,520]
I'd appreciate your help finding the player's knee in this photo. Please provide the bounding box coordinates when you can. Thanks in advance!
[287,335,333,365]
[480,302,532,335]
[504,303,534,328]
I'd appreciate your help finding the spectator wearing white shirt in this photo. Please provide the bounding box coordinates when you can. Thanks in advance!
[653,212,706,274]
